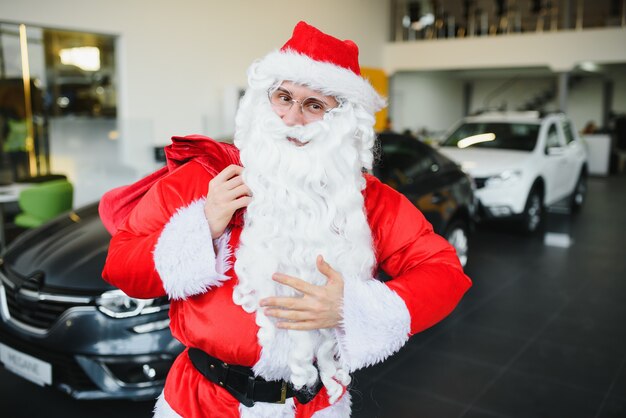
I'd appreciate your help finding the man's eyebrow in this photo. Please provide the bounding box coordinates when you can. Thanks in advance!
[276,87,292,95]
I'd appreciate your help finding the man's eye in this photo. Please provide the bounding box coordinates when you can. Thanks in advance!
[278,94,292,103]
[305,101,325,113]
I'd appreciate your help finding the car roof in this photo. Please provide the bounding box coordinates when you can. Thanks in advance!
[465,110,571,123]
[464,111,544,123]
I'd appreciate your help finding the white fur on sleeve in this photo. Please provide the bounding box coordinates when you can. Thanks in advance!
[312,392,351,417]
[153,198,232,300]
[335,278,411,372]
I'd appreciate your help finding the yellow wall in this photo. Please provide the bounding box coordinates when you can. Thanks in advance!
[361,67,388,132]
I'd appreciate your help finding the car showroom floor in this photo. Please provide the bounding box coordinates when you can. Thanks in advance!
[1,173,625,418]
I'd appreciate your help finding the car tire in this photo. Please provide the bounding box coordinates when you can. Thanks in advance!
[521,187,544,233]
[444,220,469,268]
[570,171,587,213]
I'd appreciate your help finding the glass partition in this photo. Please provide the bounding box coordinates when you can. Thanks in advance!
[0,22,116,183]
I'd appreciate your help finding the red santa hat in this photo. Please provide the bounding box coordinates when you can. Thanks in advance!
[252,21,386,115]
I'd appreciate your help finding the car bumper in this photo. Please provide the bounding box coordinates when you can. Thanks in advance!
[475,183,528,218]
[0,282,182,400]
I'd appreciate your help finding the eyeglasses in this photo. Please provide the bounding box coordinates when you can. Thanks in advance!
[268,87,336,121]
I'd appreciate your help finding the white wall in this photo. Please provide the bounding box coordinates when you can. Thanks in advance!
[389,72,464,135]
[470,72,626,132]
[468,77,555,113]
[1,0,390,176]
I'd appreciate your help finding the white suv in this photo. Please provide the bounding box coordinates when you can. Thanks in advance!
[437,111,588,232]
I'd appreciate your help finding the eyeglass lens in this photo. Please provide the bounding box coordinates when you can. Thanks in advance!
[269,88,329,117]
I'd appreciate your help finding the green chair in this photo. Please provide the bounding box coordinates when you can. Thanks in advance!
[14,179,74,228]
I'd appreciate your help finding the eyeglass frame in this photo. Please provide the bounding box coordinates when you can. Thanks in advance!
[267,85,340,121]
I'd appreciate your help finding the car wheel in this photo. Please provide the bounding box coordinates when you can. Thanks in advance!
[570,171,587,213]
[444,220,469,268]
[522,187,543,233]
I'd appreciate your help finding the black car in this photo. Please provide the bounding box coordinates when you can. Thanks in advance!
[0,135,475,400]
[0,204,181,400]
[374,132,476,267]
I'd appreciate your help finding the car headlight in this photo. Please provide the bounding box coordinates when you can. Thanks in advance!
[485,170,522,188]
[96,289,169,318]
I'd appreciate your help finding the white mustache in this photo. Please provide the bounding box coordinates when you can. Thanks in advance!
[261,112,330,145]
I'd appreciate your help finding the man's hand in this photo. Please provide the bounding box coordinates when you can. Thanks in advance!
[204,165,252,239]
[260,255,344,330]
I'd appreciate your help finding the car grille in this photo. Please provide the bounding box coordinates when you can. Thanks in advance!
[0,326,98,391]
[474,177,487,189]
[0,271,92,332]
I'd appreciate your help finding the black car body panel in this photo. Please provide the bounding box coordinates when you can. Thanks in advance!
[0,206,183,400]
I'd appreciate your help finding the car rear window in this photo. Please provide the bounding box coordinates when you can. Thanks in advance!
[441,122,540,151]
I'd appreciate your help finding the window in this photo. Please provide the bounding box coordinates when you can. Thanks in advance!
[561,120,576,144]
[377,136,436,184]
[545,124,561,149]
[441,122,540,152]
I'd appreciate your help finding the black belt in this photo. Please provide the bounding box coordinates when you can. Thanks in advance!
[187,347,322,407]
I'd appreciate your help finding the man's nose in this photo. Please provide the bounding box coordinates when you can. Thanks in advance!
[281,103,307,127]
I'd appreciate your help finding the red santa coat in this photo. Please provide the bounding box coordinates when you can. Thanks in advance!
[102,138,471,418]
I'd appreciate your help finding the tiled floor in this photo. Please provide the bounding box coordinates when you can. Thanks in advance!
[351,174,626,418]
[0,174,624,418]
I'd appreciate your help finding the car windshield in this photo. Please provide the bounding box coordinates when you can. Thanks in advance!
[441,122,540,151]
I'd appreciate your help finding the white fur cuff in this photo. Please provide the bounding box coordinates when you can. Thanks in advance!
[335,278,411,372]
[153,199,232,300]
[311,392,351,417]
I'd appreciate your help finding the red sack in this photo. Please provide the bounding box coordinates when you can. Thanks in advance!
[98,135,241,235]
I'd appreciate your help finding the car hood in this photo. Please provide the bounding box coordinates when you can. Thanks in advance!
[437,146,532,177]
[2,205,113,294]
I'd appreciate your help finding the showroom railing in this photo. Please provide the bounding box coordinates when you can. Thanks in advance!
[391,0,626,42]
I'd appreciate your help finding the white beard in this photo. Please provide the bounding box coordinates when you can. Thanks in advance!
[232,86,376,403]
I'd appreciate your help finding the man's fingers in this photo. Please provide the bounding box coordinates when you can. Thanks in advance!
[226,183,251,200]
[264,308,313,321]
[210,165,243,187]
[229,196,252,211]
[272,273,317,294]
[261,296,306,311]
[316,255,342,283]
[223,174,245,190]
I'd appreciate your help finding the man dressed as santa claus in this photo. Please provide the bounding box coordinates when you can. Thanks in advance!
[102,21,471,418]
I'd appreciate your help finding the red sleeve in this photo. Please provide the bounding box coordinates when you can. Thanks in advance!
[102,161,212,298]
[366,176,472,335]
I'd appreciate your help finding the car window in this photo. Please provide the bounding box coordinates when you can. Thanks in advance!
[440,122,540,151]
[561,120,576,144]
[377,137,437,182]
[545,123,561,149]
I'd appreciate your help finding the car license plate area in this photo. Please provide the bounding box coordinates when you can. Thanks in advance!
[0,342,52,386]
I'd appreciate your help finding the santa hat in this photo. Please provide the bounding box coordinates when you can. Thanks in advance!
[252,21,386,115]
